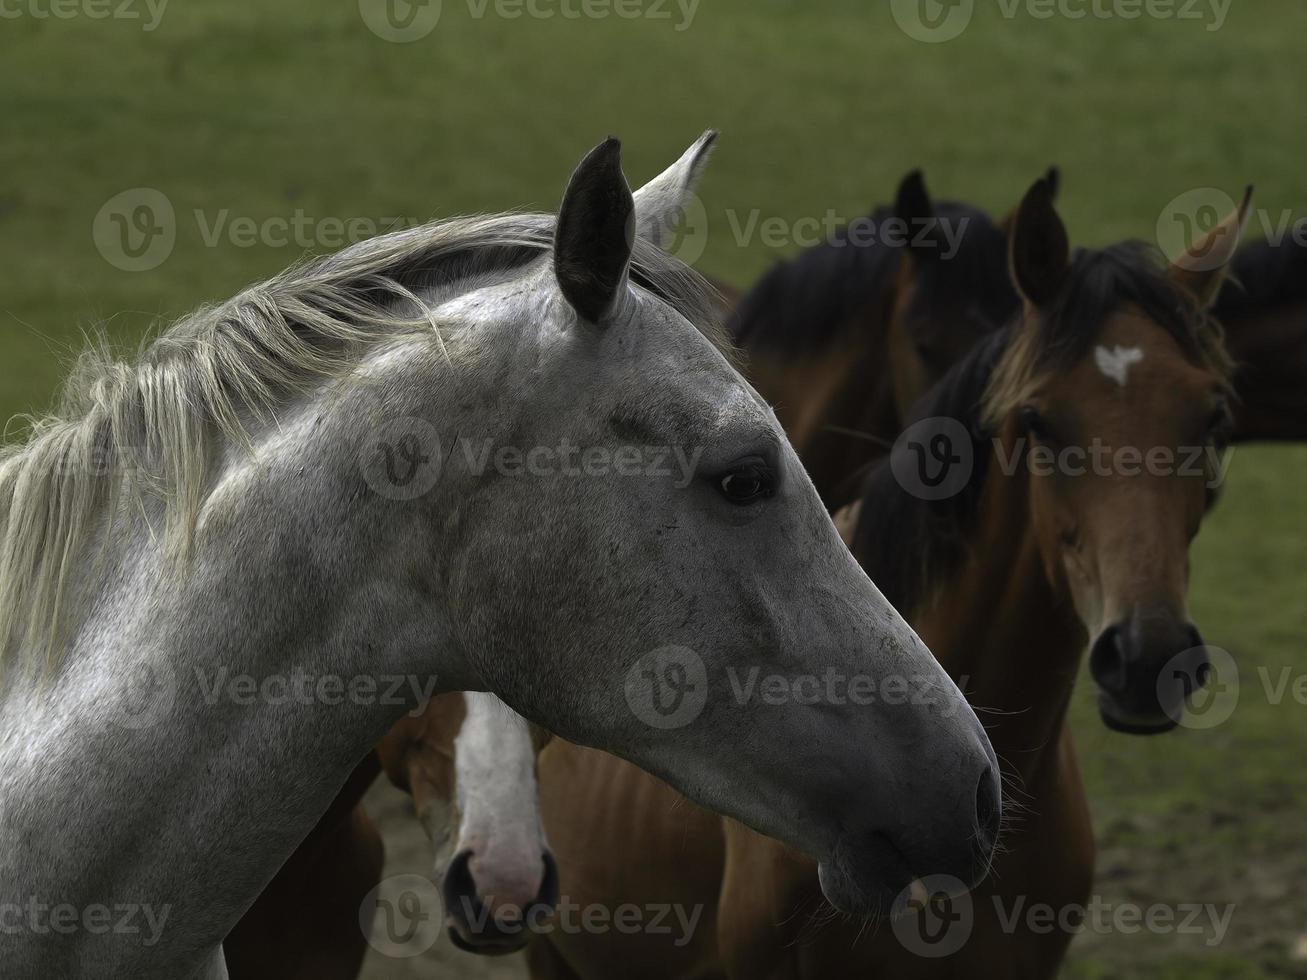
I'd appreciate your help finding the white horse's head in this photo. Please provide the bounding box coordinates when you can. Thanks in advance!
[413,135,1001,914]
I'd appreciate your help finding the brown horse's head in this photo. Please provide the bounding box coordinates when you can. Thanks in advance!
[984,178,1251,734]
[885,169,1041,422]
[378,693,557,955]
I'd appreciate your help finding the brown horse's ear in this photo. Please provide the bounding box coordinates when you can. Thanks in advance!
[1169,186,1254,309]
[894,169,934,259]
[555,137,635,325]
[1009,177,1070,309]
[1043,166,1061,201]
[999,166,1060,236]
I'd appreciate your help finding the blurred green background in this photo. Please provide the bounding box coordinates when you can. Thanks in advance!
[3,0,1306,975]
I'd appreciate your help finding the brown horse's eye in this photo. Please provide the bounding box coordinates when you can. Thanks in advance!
[718,461,774,504]
[1206,402,1233,446]
[1018,406,1050,440]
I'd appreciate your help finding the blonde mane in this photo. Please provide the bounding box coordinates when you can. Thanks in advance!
[0,213,721,671]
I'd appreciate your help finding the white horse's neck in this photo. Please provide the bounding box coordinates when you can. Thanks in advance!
[0,329,489,978]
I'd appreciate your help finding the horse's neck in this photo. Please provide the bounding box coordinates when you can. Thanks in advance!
[915,457,1084,788]
[0,339,477,977]
[750,337,896,506]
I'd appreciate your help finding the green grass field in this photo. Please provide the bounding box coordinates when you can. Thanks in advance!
[3,1,1306,975]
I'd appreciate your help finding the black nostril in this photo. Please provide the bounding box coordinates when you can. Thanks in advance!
[442,849,479,915]
[1183,627,1210,694]
[975,767,1000,845]
[534,851,560,911]
[1089,625,1129,694]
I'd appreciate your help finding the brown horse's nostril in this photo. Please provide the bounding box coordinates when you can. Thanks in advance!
[537,851,560,910]
[442,849,479,919]
[1089,625,1129,695]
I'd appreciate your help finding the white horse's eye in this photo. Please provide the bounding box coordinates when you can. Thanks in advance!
[718,462,774,504]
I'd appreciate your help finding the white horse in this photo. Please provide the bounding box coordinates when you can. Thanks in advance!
[0,133,1000,979]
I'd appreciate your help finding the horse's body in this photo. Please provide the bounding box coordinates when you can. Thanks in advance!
[528,181,1247,980]
[223,753,383,980]
[0,134,999,979]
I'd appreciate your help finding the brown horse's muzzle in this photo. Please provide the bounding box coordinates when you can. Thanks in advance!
[1089,606,1208,734]
[442,848,559,955]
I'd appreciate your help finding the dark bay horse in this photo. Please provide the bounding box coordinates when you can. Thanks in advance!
[727,171,1020,510]
[715,180,1250,980]
[1215,237,1307,440]
[527,180,1248,980]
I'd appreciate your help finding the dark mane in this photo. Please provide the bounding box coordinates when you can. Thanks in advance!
[1214,238,1307,323]
[728,201,1012,355]
[853,240,1229,617]
[851,329,1009,616]
[986,241,1231,417]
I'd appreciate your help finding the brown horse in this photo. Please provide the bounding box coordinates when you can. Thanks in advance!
[222,752,384,980]
[224,691,556,975]
[527,180,1248,980]
[727,171,1020,510]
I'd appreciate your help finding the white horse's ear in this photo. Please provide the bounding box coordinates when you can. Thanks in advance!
[1169,185,1254,309]
[555,137,635,325]
[632,130,718,248]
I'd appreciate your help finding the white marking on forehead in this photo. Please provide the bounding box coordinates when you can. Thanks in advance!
[1094,345,1145,387]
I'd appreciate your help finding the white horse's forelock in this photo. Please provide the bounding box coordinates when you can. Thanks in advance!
[0,211,722,675]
